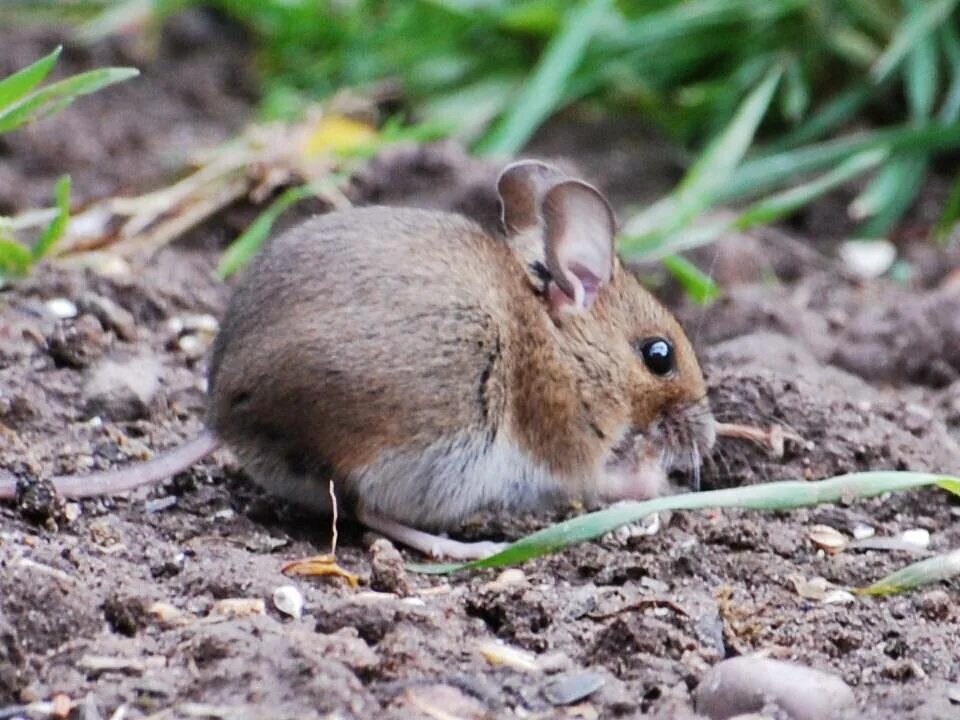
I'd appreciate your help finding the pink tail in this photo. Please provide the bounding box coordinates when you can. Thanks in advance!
[0,430,221,500]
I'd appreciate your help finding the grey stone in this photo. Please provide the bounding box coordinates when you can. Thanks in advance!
[83,355,163,421]
[695,656,855,720]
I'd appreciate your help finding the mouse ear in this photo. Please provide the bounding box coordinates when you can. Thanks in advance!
[497,160,566,235]
[542,180,616,313]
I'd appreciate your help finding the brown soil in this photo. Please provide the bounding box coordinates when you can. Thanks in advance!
[1,14,959,720]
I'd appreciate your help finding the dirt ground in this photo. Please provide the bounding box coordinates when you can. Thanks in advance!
[1,12,959,720]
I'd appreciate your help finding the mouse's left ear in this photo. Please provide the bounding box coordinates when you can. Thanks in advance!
[496,160,566,235]
[541,180,616,313]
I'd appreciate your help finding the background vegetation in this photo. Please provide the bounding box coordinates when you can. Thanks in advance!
[3,0,960,288]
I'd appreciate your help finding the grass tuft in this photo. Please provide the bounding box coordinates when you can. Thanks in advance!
[409,472,960,576]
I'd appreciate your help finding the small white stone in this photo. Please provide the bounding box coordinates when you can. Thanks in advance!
[899,529,930,549]
[808,525,848,553]
[211,597,266,619]
[822,590,857,605]
[790,575,830,600]
[838,239,896,280]
[272,585,304,619]
[45,297,78,319]
[63,503,81,523]
[178,334,203,356]
[187,313,220,334]
[482,568,527,592]
[478,639,540,673]
[401,597,426,607]
[852,523,875,540]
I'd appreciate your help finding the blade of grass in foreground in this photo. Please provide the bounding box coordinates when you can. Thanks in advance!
[32,174,70,260]
[857,549,960,595]
[409,472,960,574]
[0,45,60,110]
[661,254,719,304]
[474,0,612,155]
[0,233,32,277]
[217,184,319,279]
[0,66,139,133]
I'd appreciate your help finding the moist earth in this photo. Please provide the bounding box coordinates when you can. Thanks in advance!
[1,14,959,720]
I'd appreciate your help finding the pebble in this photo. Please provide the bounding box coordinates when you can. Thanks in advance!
[821,590,856,605]
[144,496,178,514]
[478,639,540,673]
[47,314,107,368]
[808,525,848,553]
[482,567,527,592]
[899,528,930,549]
[83,355,163,421]
[916,589,951,621]
[695,656,855,720]
[45,297,78,319]
[369,538,410,596]
[390,684,488,719]
[543,671,606,706]
[209,598,266,619]
[77,292,137,341]
[838,239,896,279]
[272,585,304,619]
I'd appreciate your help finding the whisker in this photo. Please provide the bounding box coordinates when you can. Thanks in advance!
[690,440,701,492]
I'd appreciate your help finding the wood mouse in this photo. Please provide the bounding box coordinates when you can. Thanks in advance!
[0,160,715,559]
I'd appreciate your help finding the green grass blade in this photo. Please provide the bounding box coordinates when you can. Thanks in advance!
[934,170,960,241]
[0,45,60,110]
[409,472,960,574]
[759,86,873,153]
[780,55,809,124]
[671,65,781,221]
[474,0,612,155]
[854,155,928,237]
[937,22,960,123]
[217,184,318,280]
[0,233,33,277]
[722,123,960,201]
[936,478,960,496]
[735,149,888,229]
[603,0,806,51]
[850,153,925,222]
[857,549,960,596]
[621,221,727,263]
[621,65,781,254]
[871,0,959,83]
[31,174,71,260]
[0,66,139,133]
[621,150,888,263]
[903,0,938,120]
[661,254,720,304]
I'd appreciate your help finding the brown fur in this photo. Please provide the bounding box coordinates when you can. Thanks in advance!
[207,162,713,528]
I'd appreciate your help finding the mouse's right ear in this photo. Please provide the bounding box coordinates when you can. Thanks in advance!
[497,160,616,314]
[542,180,616,313]
[497,160,566,235]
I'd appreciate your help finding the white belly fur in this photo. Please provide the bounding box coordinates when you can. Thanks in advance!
[240,432,566,530]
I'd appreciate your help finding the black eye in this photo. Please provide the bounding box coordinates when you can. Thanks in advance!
[638,337,674,376]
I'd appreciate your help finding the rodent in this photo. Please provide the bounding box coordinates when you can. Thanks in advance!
[0,160,715,559]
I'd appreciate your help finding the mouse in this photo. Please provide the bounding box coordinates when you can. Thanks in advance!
[0,160,716,559]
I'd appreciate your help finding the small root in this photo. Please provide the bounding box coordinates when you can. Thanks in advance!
[715,421,805,459]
